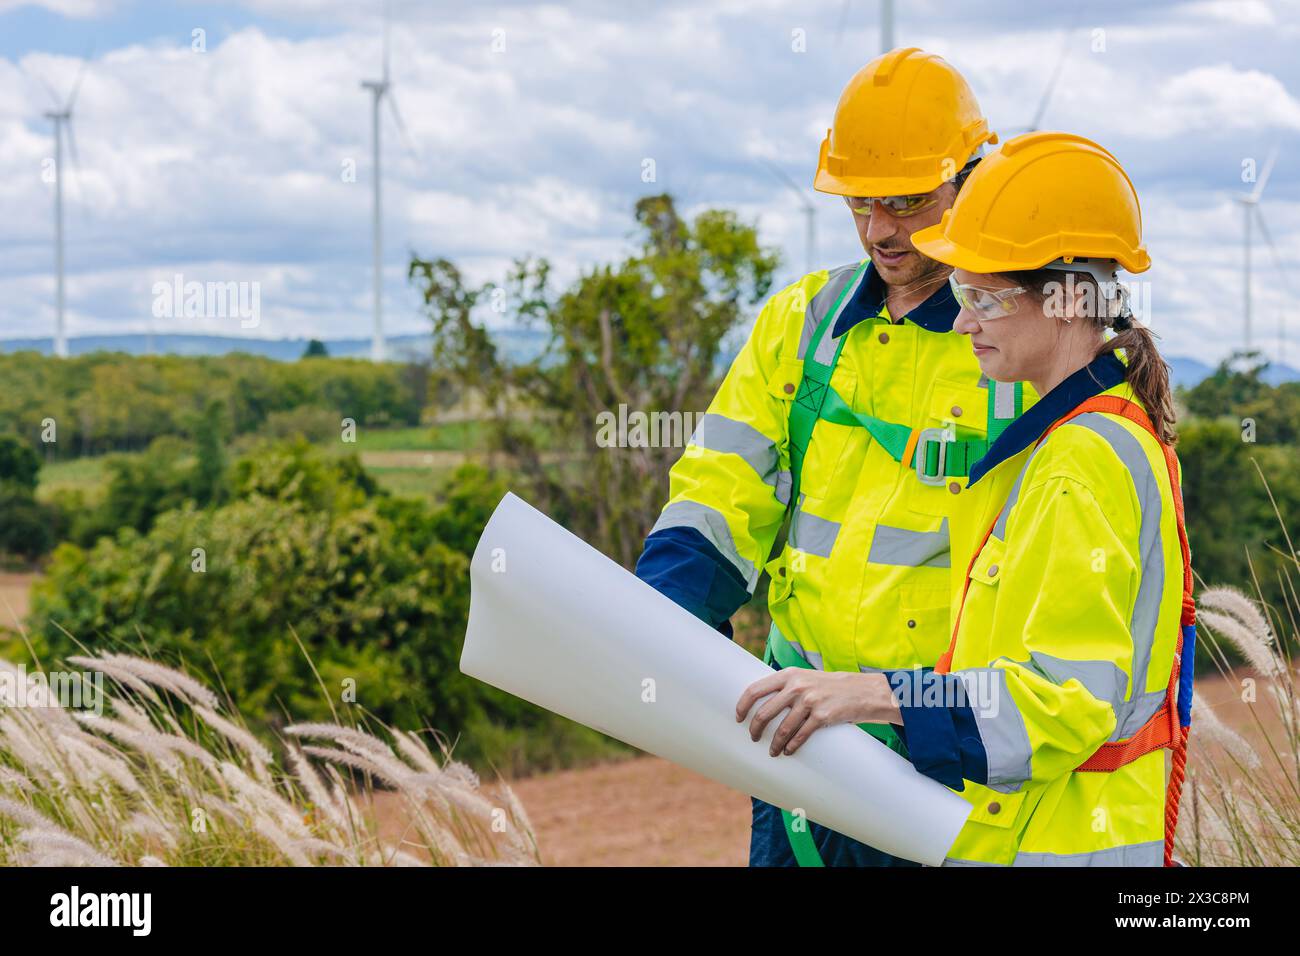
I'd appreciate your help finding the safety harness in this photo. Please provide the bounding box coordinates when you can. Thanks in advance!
[935,394,1195,867]
[761,259,1023,866]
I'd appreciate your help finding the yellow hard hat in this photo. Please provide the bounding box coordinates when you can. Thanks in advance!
[911,131,1152,274]
[814,47,997,197]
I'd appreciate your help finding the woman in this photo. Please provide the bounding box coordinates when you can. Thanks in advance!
[736,131,1195,867]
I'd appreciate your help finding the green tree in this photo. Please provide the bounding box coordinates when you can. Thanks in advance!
[409,193,779,566]
[0,434,40,491]
[191,400,230,507]
[302,338,330,358]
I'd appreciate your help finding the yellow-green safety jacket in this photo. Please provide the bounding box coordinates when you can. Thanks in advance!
[884,355,1187,866]
[637,259,1032,678]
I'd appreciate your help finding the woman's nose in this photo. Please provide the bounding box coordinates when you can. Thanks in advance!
[953,308,980,335]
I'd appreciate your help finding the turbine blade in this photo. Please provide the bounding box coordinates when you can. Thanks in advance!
[759,158,811,208]
[1028,29,1073,132]
[834,0,851,47]
[66,44,94,110]
[1254,206,1295,295]
[382,0,392,84]
[386,91,419,160]
[1249,147,1278,202]
[35,71,62,108]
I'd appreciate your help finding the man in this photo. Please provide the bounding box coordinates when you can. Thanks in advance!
[634,48,1030,866]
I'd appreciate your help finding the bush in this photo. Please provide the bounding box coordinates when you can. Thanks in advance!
[27,455,626,772]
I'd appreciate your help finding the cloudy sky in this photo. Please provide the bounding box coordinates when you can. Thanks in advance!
[2,0,1298,364]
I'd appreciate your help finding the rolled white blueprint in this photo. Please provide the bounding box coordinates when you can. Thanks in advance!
[460,492,971,865]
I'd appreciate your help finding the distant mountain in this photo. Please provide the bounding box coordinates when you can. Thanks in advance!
[2,334,1297,388]
[0,330,549,365]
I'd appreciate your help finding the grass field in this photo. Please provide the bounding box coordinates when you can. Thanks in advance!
[33,423,490,505]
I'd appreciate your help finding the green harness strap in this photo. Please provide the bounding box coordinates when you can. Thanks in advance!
[764,623,910,866]
[771,263,1024,866]
[787,262,1023,497]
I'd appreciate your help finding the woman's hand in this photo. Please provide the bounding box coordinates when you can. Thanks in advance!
[736,670,900,757]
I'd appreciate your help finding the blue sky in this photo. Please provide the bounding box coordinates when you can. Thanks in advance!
[2,0,1298,364]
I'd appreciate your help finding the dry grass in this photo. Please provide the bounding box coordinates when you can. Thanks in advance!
[0,651,538,866]
[1178,472,1300,866]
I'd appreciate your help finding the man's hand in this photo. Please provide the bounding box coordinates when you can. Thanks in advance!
[735,670,900,757]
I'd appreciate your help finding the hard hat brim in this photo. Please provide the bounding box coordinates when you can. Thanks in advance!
[911,223,1153,275]
[814,167,956,198]
[910,224,1022,273]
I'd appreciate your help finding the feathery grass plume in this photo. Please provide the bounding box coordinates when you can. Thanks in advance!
[1177,489,1300,865]
[1198,607,1284,678]
[1189,701,1262,770]
[0,650,537,866]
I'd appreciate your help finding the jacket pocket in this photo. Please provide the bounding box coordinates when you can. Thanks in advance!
[965,786,1029,829]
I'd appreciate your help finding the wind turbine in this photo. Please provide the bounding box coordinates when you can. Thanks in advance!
[760,159,816,276]
[40,56,89,359]
[361,3,417,363]
[835,0,895,53]
[1236,148,1280,353]
[1003,27,1075,136]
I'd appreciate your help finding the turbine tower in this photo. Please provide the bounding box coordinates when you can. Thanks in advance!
[361,3,416,363]
[1235,148,1278,353]
[41,57,88,359]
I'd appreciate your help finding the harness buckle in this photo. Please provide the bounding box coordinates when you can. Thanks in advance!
[914,427,952,486]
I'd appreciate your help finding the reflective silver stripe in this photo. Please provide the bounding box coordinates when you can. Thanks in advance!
[812,264,869,364]
[868,519,951,568]
[1115,689,1167,739]
[797,263,859,359]
[1065,414,1165,725]
[771,469,793,507]
[690,414,779,481]
[789,498,839,558]
[650,500,759,590]
[688,413,791,508]
[943,841,1163,867]
[992,445,1044,540]
[992,380,1017,420]
[958,667,1032,794]
[1012,841,1163,867]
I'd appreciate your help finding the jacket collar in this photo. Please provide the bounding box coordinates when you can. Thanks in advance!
[967,351,1129,487]
[832,258,960,338]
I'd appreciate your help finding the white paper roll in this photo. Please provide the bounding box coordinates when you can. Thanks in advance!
[460,492,970,865]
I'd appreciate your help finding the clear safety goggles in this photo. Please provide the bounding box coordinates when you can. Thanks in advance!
[948,274,1028,320]
[844,191,940,219]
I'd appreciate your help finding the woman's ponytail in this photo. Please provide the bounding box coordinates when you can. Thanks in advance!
[1098,319,1178,445]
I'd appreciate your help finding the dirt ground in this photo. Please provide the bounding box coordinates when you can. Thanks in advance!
[0,572,35,630]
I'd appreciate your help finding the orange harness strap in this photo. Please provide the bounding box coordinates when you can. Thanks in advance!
[935,395,1195,866]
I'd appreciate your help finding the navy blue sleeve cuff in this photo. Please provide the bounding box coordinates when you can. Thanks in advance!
[883,669,988,791]
[634,526,751,635]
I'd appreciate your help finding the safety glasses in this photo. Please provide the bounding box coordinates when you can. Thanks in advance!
[948,273,1028,320]
[844,191,940,219]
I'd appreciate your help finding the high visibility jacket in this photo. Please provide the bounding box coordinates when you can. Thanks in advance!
[886,354,1187,866]
[636,260,1032,676]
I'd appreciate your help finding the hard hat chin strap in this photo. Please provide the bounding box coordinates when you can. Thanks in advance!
[1044,257,1133,324]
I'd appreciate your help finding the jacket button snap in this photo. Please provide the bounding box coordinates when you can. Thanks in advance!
[878,332,890,344]
[948,481,961,495]
[988,801,1002,815]
[951,405,963,417]
[906,619,916,629]
[988,564,1000,577]
[783,382,796,395]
